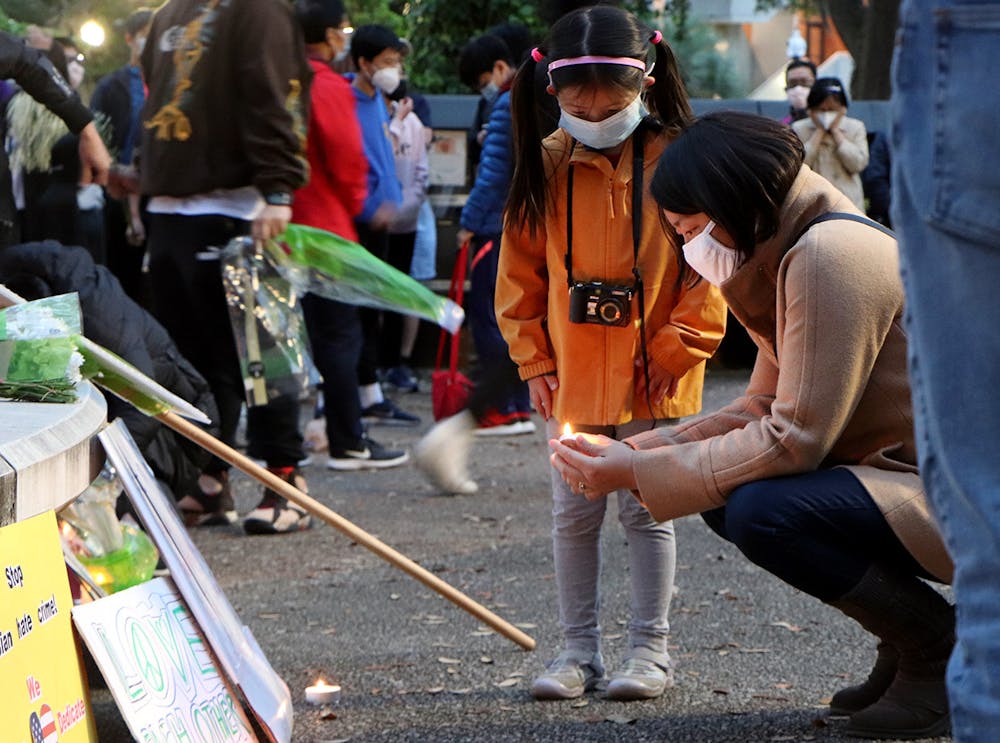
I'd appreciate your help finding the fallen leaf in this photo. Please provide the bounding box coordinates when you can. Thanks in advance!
[426,686,445,694]
[321,628,337,635]
[571,699,589,708]
[514,622,537,629]
[257,612,281,620]
[712,688,730,695]
[496,678,520,688]
[739,647,770,654]
[437,657,462,665]
[479,656,494,664]
[774,683,792,690]
[604,633,623,641]
[606,714,637,725]
[450,688,472,695]
[389,593,400,600]
[770,620,805,632]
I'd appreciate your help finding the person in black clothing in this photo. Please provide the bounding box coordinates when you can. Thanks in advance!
[862,130,892,228]
[0,242,223,519]
[0,31,112,250]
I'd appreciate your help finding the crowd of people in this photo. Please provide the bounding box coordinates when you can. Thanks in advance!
[1,0,996,740]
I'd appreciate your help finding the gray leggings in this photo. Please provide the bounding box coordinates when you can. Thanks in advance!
[547,418,676,667]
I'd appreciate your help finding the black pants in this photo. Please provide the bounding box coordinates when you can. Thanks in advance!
[702,468,936,602]
[354,221,389,386]
[301,292,363,450]
[146,212,304,470]
[379,230,416,369]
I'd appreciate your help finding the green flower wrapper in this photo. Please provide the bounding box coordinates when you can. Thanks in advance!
[273,224,464,333]
[0,294,84,403]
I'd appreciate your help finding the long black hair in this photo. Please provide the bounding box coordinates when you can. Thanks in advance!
[506,5,691,237]
[649,111,805,262]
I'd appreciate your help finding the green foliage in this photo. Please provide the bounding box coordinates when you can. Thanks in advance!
[660,15,745,98]
[0,0,66,26]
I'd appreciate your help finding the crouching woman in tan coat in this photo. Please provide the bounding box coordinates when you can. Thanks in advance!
[550,111,954,740]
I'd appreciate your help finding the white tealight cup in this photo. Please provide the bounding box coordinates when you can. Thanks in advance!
[305,680,341,705]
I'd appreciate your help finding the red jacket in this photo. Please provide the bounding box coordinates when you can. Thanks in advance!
[293,57,367,240]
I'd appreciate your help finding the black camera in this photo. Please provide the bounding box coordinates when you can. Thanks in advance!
[568,282,633,327]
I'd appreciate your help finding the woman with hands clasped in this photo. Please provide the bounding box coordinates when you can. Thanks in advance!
[551,112,954,740]
[497,6,727,703]
[792,77,869,210]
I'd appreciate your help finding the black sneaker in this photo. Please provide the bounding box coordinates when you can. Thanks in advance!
[242,467,312,535]
[384,365,419,392]
[361,399,421,426]
[327,437,409,471]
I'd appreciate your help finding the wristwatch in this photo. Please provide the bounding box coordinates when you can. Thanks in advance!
[263,191,293,207]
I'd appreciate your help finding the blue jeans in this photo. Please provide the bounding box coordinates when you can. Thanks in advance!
[468,234,530,415]
[702,469,932,603]
[891,2,1000,738]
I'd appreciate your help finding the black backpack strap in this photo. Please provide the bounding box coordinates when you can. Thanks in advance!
[792,212,895,246]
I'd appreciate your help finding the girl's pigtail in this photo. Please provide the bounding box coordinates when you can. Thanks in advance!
[648,36,693,136]
[506,50,547,237]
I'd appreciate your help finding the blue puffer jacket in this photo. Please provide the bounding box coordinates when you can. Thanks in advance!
[460,89,512,236]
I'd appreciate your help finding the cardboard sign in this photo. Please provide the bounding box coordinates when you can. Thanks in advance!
[72,576,256,742]
[0,510,98,742]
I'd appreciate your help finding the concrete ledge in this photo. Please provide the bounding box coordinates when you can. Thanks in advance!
[0,382,107,525]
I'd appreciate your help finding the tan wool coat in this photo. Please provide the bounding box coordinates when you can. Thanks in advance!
[496,127,728,426]
[792,114,869,211]
[626,166,953,583]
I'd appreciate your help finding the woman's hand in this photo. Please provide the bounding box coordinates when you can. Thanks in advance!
[549,434,637,501]
[527,374,558,420]
[635,357,677,407]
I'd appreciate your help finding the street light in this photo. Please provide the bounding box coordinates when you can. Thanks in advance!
[79,20,106,47]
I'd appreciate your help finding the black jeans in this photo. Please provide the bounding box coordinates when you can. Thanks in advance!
[300,292,364,450]
[702,468,935,602]
[354,220,389,387]
[146,212,304,470]
[379,230,416,369]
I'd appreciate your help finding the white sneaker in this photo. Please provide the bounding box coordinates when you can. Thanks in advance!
[414,410,478,494]
[531,650,606,700]
[605,655,674,701]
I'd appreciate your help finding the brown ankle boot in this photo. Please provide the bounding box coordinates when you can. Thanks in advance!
[829,641,899,715]
[829,564,953,740]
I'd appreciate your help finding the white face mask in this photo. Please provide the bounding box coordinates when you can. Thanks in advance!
[559,92,645,150]
[682,221,739,287]
[786,85,809,110]
[371,64,402,95]
[816,111,838,130]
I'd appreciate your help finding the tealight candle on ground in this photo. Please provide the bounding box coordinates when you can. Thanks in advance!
[305,679,341,705]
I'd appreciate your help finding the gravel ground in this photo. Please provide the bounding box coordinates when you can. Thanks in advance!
[90,367,950,743]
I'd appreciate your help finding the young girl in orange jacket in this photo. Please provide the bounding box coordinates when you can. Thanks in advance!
[495,5,728,701]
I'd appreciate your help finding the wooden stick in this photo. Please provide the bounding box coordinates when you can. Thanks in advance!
[158,411,536,651]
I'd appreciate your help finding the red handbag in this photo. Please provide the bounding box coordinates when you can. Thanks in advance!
[431,240,474,421]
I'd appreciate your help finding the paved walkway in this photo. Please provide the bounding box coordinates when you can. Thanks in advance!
[91,368,950,742]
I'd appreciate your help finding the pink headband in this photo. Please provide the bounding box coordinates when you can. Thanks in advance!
[530,31,662,70]
[547,55,647,73]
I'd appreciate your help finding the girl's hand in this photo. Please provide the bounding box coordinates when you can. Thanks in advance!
[549,434,637,500]
[528,375,558,420]
[635,357,678,407]
[809,109,826,133]
[830,106,846,132]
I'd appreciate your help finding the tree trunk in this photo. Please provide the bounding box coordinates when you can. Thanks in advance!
[826,0,900,100]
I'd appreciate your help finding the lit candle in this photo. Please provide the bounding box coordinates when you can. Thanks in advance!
[305,678,341,705]
[559,422,574,442]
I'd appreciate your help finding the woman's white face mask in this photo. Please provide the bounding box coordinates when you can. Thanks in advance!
[559,92,645,150]
[682,220,739,286]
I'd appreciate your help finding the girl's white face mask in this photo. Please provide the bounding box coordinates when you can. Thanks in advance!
[816,110,838,130]
[682,220,739,287]
[559,92,644,150]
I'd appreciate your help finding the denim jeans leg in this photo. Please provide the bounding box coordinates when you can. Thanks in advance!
[892,2,1000,737]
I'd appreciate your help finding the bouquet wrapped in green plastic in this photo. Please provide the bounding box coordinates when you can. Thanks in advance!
[0,293,84,402]
[273,224,464,333]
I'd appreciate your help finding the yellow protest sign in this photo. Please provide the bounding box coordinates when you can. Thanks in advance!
[0,510,97,742]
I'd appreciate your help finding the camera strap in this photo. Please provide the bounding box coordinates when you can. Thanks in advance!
[564,125,655,418]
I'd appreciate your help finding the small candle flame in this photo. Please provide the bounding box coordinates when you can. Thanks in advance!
[562,422,573,438]
[313,678,329,688]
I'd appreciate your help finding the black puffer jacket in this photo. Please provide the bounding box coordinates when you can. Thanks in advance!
[0,241,219,498]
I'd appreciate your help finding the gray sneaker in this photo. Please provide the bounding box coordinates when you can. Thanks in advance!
[605,656,674,701]
[530,650,605,700]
